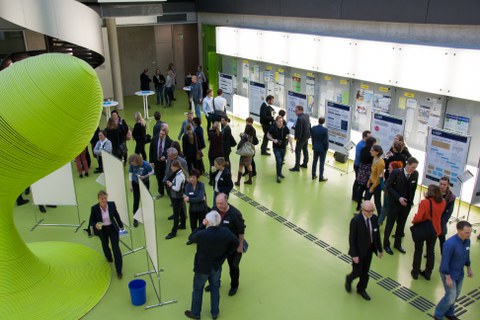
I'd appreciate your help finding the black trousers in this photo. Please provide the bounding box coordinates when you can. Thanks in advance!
[99,225,122,274]
[383,203,412,247]
[227,251,242,289]
[135,142,147,160]
[261,124,270,152]
[154,161,166,196]
[352,165,359,200]
[189,209,207,232]
[132,180,150,215]
[346,247,373,292]
[294,139,309,167]
[171,197,186,235]
[412,236,437,277]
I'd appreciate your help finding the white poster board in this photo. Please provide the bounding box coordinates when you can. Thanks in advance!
[371,113,405,156]
[31,162,77,206]
[423,128,471,196]
[139,179,159,273]
[102,151,130,228]
[248,81,265,117]
[232,94,250,120]
[219,73,233,112]
[286,91,307,122]
[326,101,352,152]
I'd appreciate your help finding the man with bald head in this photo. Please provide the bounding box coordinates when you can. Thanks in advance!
[210,193,246,297]
[345,201,383,301]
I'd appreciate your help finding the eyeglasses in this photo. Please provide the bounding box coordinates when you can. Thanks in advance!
[363,209,375,213]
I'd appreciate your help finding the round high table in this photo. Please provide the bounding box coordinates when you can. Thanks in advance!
[102,100,118,123]
[135,90,155,119]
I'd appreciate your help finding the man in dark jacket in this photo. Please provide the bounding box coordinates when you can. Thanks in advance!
[259,95,275,155]
[140,68,151,91]
[310,117,329,181]
[345,201,383,301]
[185,211,239,320]
[383,157,419,255]
[290,105,311,172]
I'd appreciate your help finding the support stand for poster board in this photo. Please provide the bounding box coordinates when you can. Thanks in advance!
[30,164,85,232]
[134,252,177,310]
[448,170,473,224]
[325,141,355,176]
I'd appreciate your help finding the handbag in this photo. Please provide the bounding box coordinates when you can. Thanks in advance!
[145,134,152,144]
[194,135,203,160]
[410,199,436,242]
[236,141,255,157]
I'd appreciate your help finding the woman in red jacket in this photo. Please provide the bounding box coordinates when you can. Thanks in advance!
[411,184,446,280]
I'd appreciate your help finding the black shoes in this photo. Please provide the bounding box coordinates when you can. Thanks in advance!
[17,199,30,206]
[312,175,318,180]
[39,205,47,213]
[445,315,460,320]
[420,271,431,281]
[411,271,418,280]
[345,276,352,293]
[228,288,238,296]
[165,233,176,240]
[117,272,123,279]
[277,176,281,183]
[278,174,285,179]
[261,151,271,156]
[384,246,394,255]
[289,167,300,172]
[319,178,328,182]
[168,215,174,220]
[357,291,371,301]
[300,164,308,168]
[178,225,186,230]
[394,245,406,254]
[184,310,200,319]
[186,240,193,245]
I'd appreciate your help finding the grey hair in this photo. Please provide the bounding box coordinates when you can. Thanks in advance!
[205,210,221,227]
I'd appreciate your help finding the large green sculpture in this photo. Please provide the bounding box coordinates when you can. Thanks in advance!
[0,54,110,319]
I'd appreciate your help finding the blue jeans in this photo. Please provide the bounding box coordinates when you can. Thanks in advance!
[165,87,173,105]
[434,273,463,318]
[156,85,164,104]
[191,268,222,317]
[194,102,202,119]
[312,150,327,179]
[273,148,286,177]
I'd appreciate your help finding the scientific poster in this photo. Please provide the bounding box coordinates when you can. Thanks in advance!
[444,113,470,135]
[219,73,233,94]
[264,66,274,95]
[306,73,315,115]
[248,81,266,116]
[286,91,307,122]
[326,101,352,152]
[292,73,301,93]
[250,64,260,82]
[423,128,470,195]
[373,94,391,114]
[274,68,285,107]
[242,60,249,89]
[371,113,405,155]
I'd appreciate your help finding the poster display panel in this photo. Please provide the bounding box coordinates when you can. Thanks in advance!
[444,113,470,135]
[248,81,266,117]
[102,151,130,228]
[31,162,77,206]
[139,179,159,273]
[371,113,405,156]
[423,128,470,196]
[326,101,352,152]
[219,73,233,111]
[286,91,307,122]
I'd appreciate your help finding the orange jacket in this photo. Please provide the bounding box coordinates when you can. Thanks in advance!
[412,197,446,236]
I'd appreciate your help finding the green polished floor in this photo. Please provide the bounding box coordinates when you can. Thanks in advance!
[13,92,480,320]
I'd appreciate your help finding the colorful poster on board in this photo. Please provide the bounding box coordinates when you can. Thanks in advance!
[250,64,260,82]
[286,91,307,122]
[371,113,405,155]
[274,68,285,108]
[242,60,249,89]
[248,81,266,117]
[306,73,315,115]
[264,66,274,96]
[423,128,471,195]
[444,113,470,135]
[292,73,301,93]
[326,101,352,152]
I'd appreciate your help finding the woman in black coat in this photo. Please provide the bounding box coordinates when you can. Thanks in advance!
[132,112,147,160]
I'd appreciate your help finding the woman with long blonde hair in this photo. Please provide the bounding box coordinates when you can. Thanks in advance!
[132,111,147,159]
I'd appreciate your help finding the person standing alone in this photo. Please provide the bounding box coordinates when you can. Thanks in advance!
[290,105,311,172]
[260,95,275,156]
[310,116,329,181]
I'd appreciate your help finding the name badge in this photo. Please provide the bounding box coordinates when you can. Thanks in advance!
[466,247,470,251]
[223,220,230,224]
[374,228,378,232]
[189,192,194,195]
[411,181,416,183]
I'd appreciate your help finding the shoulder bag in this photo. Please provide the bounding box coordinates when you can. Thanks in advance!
[410,199,436,242]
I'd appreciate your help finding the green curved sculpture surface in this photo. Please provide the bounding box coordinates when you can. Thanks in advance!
[0,53,110,319]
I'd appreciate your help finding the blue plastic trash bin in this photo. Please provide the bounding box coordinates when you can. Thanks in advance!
[128,279,146,306]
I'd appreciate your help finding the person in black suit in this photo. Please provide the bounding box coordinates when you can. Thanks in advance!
[212,157,233,205]
[149,128,172,199]
[140,68,151,91]
[89,190,125,279]
[184,211,239,320]
[260,95,275,155]
[310,116,329,181]
[290,105,311,172]
[345,201,383,301]
[383,157,419,255]
[220,117,236,163]
[152,111,165,139]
